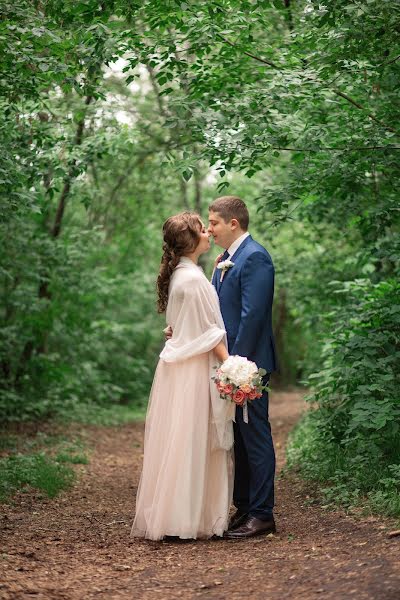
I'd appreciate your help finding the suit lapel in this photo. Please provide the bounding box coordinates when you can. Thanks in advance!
[212,267,219,292]
[219,235,252,291]
[230,234,252,262]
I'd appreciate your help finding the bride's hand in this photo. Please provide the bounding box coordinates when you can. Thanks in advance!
[213,341,229,363]
[214,252,224,269]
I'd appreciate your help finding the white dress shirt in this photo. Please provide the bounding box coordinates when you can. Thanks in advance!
[210,232,251,284]
[227,232,250,258]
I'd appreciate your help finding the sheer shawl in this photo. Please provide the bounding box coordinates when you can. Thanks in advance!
[160,258,234,450]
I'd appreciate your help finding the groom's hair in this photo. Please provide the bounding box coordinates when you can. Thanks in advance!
[208,196,249,230]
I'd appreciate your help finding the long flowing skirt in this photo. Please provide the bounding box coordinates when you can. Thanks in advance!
[131,353,233,541]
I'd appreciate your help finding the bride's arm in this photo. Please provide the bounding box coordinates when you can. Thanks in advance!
[213,340,229,363]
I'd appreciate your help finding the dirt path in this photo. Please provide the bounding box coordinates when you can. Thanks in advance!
[1,391,399,600]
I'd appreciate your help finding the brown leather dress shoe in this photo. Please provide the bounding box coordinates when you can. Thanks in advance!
[224,516,276,539]
[228,510,248,531]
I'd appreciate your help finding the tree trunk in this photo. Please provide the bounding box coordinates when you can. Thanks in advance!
[16,94,94,374]
[193,173,202,214]
[283,0,294,32]
[180,179,190,210]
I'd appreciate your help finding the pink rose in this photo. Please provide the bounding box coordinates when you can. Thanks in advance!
[223,384,233,394]
[240,384,252,394]
[248,390,258,400]
[217,382,225,393]
[233,389,246,405]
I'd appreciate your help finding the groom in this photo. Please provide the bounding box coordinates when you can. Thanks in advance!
[208,196,278,539]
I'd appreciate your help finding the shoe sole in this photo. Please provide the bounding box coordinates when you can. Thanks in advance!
[224,526,276,539]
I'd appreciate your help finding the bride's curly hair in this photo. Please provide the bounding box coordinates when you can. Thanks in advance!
[157,212,203,313]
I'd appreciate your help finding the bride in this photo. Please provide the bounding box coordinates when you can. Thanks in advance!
[131,212,235,541]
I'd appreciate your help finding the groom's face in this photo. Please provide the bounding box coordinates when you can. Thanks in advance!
[208,211,237,250]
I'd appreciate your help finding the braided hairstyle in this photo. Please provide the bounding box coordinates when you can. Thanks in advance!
[157,212,203,313]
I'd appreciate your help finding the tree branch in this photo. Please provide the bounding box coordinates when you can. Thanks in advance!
[216,36,399,136]
[378,54,400,67]
[216,33,280,69]
[333,88,398,135]
[52,94,93,238]
[216,143,400,152]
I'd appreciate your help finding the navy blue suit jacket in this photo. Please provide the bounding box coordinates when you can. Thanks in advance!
[212,235,277,374]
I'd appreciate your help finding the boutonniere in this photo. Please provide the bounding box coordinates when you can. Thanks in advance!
[216,259,235,282]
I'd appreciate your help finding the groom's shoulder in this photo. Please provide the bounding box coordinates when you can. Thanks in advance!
[245,237,273,263]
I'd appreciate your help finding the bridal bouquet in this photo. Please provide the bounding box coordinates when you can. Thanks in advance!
[213,355,268,423]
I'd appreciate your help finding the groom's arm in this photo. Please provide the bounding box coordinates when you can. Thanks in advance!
[163,325,173,340]
[231,252,274,359]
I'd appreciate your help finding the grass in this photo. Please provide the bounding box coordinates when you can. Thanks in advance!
[0,401,147,503]
[0,434,18,451]
[0,452,75,502]
[286,412,400,521]
[55,451,89,464]
[58,402,147,425]
[0,431,89,503]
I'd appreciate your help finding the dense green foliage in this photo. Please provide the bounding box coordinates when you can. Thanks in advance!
[287,410,400,518]
[1,1,399,512]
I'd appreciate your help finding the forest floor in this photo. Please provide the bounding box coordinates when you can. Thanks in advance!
[1,391,399,600]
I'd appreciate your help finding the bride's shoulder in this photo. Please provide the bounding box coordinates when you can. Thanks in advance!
[172,268,208,293]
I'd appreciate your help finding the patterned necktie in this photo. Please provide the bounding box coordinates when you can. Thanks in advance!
[219,250,230,262]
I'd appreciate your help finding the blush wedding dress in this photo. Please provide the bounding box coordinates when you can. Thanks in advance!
[131,257,234,541]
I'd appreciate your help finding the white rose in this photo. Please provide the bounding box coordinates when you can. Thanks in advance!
[216,259,235,271]
[220,355,258,386]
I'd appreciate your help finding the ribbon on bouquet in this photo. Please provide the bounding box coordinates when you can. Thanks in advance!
[243,400,249,424]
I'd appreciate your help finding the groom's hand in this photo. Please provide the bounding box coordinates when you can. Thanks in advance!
[163,325,173,340]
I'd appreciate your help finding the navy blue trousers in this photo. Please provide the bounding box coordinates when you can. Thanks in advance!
[233,390,275,519]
